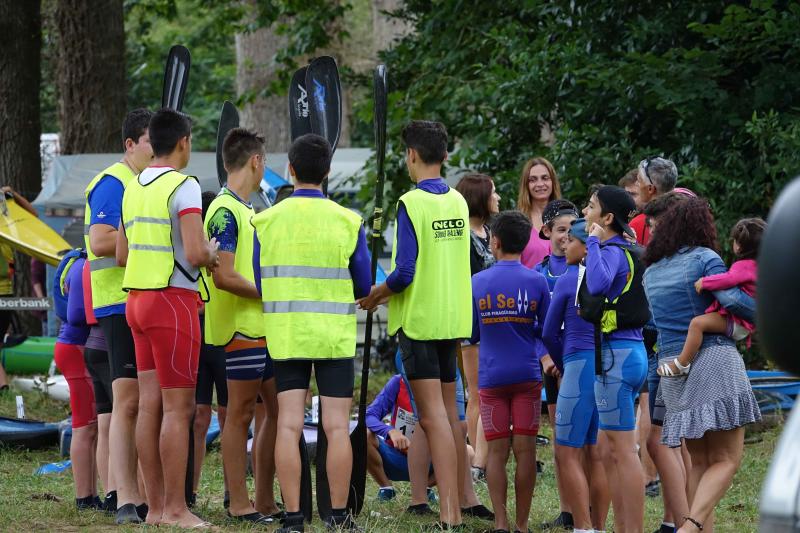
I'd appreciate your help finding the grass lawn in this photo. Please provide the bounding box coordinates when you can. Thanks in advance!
[0,383,778,532]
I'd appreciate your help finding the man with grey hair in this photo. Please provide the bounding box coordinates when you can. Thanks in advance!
[629,156,678,246]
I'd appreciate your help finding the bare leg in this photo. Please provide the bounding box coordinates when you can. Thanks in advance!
[555,445,592,529]
[221,378,261,516]
[601,429,644,533]
[460,344,482,463]
[648,424,689,525]
[110,377,142,507]
[549,401,571,517]
[679,429,744,533]
[274,389,306,512]
[485,437,510,531]
[408,378,461,525]
[0,362,7,388]
[587,439,610,531]
[473,416,488,468]
[96,413,113,494]
[192,404,212,493]
[321,395,353,508]
[669,313,728,372]
[255,378,279,515]
[72,423,98,498]
[443,381,466,519]
[159,387,205,527]
[367,429,393,488]
[460,441,482,508]
[512,435,537,532]
[408,425,432,505]
[135,370,163,524]
[637,393,658,483]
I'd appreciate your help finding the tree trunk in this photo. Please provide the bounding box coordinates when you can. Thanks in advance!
[55,0,126,154]
[0,0,43,200]
[235,26,293,152]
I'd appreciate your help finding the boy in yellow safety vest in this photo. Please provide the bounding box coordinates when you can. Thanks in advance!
[204,128,280,524]
[117,108,219,529]
[252,133,371,532]
[359,120,473,529]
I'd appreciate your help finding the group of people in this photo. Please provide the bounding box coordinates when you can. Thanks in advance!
[47,107,763,533]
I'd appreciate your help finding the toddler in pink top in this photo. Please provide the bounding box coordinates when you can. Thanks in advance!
[659,217,765,377]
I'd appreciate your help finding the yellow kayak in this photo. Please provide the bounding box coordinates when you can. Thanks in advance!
[0,196,71,266]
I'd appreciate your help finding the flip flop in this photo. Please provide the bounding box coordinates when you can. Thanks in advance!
[658,358,690,378]
[226,511,274,525]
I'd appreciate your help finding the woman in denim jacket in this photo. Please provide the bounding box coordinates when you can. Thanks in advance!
[643,198,760,533]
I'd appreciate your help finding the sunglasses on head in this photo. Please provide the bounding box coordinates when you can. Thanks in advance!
[639,157,658,186]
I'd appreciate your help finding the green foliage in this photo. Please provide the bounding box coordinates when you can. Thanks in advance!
[359,0,800,237]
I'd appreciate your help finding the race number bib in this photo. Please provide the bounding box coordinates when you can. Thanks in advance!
[395,407,418,438]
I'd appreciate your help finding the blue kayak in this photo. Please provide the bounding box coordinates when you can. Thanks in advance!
[0,416,60,449]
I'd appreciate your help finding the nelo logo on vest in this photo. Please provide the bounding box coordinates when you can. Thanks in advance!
[432,218,465,241]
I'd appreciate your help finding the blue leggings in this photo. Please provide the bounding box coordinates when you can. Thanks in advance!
[555,349,599,447]
[594,339,647,431]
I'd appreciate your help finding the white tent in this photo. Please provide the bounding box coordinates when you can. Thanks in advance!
[34,148,373,211]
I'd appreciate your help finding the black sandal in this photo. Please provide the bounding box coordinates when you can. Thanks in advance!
[227,511,275,524]
[684,516,704,530]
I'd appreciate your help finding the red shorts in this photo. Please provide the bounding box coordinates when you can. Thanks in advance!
[479,381,542,441]
[53,342,97,428]
[127,287,201,389]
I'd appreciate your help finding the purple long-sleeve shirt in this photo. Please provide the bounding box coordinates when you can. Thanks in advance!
[253,189,371,299]
[365,374,403,440]
[385,178,450,293]
[470,260,551,388]
[542,265,596,370]
[584,235,643,342]
[58,257,90,346]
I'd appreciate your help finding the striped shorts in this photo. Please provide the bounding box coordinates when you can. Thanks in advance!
[224,336,273,381]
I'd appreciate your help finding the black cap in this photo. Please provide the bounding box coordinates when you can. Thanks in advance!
[539,199,579,240]
[595,185,637,238]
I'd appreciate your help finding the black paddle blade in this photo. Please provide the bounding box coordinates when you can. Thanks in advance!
[299,433,313,523]
[315,405,332,521]
[289,66,313,142]
[306,56,342,152]
[346,419,367,515]
[347,64,390,518]
[215,101,239,188]
[162,45,191,111]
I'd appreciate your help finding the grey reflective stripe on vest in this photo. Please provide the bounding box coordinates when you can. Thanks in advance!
[262,300,355,315]
[124,216,171,230]
[89,257,119,272]
[129,244,172,252]
[260,265,350,280]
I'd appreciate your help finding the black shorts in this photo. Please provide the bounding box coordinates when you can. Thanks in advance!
[543,372,559,406]
[0,310,13,338]
[83,347,113,415]
[397,329,457,383]
[98,314,137,381]
[273,358,354,398]
[196,322,228,406]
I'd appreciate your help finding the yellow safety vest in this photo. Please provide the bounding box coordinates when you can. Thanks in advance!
[253,195,362,360]
[83,162,136,311]
[203,189,263,345]
[121,169,196,291]
[388,187,472,340]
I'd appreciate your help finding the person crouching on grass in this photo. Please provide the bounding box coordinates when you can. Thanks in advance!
[470,210,554,533]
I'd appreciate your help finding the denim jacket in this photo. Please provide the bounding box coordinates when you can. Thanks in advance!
[643,246,756,358]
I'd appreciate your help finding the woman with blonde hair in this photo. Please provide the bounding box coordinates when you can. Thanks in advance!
[517,157,563,268]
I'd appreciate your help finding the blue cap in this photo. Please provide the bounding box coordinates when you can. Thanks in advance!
[569,218,590,243]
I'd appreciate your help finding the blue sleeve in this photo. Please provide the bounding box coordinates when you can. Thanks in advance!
[535,276,551,338]
[365,375,401,440]
[349,225,372,299]
[585,236,620,296]
[88,176,124,228]
[386,202,417,292]
[66,259,87,328]
[542,277,567,369]
[253,233,261,296]
[206,207,239,253]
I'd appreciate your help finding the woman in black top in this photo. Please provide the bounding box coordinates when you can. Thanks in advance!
[455,173,500,477]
